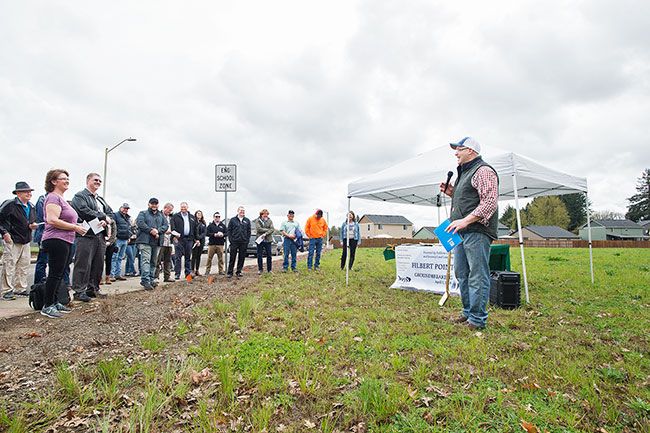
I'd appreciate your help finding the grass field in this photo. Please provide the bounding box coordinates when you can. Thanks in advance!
[1,247,649,432]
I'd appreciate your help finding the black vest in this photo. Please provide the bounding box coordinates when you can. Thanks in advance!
[450,156,499,240]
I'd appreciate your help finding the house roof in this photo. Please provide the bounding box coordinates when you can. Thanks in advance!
[498,222,509,230]
[523,225,579,239]
[414,226,436,236]
[361,214,413,225]
[591,219,642,229]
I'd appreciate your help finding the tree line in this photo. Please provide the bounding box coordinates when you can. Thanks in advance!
[499,168,649,232]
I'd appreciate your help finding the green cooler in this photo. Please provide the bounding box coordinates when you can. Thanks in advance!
[489,244,511,272]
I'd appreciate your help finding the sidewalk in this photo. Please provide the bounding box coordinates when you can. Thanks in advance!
[0,248,321,321]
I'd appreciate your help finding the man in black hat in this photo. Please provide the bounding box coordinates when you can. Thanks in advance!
[135,198,168,290]
[71,173,114,302]
[0,181,37,300]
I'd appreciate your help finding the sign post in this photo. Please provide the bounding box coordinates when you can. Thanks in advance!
[215,164,237,272]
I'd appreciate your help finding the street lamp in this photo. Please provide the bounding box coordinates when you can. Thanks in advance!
[103,137,136,197]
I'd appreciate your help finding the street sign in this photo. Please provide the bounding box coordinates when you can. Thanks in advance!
[215,164,237,192]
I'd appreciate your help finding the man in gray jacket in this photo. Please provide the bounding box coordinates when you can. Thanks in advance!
[71,173,113,302]
[136,198,168,290]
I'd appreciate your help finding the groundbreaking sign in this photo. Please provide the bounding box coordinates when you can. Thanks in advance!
[390,244,460,295]
[215,164,237,192]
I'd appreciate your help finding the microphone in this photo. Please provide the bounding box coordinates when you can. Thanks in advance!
[443,171,453,194]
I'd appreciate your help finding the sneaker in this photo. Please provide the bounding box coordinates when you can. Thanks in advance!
[258,270,263,275]
[465,321,485,330]
[73,292,91,302]
[236,273,242,278]
[2,291,16,301]
[450,315,468,324]
[115,276,127,281]
[54,302,72,314]
[175,276,180,280]
[226,274,233,278]
[152,280,159,288]
[86,290,97,298]
[15,289,30,297]
[41,305,63,319]
[140,281,154,290]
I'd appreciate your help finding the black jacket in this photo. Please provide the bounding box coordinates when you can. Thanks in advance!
[71,189,114,238]
[170,212,197,241]
[0,198,36,244]
[113,211,132,240]
[195,221,207,246]
[206,221,227,245]
[227,216,251,243]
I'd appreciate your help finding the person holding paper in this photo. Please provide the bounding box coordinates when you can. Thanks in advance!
[205,212,227,275]
[70,173,114,302]
[441,137,498,330]
[255,209,275,274]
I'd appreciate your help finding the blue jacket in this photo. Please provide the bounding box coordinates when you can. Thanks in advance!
[135,209,168,246]
[33,194,47,245]
[340,221,361,243]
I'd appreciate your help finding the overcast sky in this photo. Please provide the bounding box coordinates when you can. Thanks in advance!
[1,0,648,229]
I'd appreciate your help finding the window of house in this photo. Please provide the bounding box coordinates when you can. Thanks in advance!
[403,225,407,230]
[368,224,371,231]
[378,224,383,230]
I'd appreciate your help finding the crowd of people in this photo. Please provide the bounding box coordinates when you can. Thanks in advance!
[0,170,354,319]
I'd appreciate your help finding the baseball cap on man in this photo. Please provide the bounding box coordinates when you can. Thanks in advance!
[449,136,481,154]
[121,203,130,209]
[287,210,295,215]
[148,197,159,204]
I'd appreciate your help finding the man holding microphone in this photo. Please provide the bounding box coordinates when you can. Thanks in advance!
[440,137,498,330]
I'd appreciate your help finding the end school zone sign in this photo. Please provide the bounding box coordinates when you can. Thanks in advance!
[215,164,237,192]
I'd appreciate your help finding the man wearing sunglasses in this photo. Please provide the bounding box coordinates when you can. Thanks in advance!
[71,173,114,302]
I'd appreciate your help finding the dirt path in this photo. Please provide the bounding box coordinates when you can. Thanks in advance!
[0,273,259,406]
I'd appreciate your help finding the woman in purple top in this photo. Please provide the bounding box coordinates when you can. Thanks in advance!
[40,169,87,319]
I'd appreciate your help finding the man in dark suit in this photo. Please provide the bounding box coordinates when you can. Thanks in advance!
[170,201,198,279]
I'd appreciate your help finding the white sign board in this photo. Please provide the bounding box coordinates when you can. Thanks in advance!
[390,244,460,295]
[215,164,237,192]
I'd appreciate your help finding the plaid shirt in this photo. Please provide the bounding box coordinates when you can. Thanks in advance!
[470,166,498,226]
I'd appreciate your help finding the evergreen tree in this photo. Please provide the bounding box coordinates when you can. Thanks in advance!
[559,193,587,232]
[626,169,650,222]
[525,196,570,229]
[499,204,517,230]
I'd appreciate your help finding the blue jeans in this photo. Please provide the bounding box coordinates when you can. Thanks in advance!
[453,231,492,328]
[138,244,159,285]
[282,238,297,270]
[257,241,272,272]
[110,239,128,277]
[307,237,323,269]
[125,244,137,274]
[34,248,49,284]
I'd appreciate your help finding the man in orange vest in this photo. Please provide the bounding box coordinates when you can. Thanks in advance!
[304,209,328,270]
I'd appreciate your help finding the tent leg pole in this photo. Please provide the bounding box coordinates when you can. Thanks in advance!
[345,197,351,286]
[585,189,594,284]
[512,173,530,303]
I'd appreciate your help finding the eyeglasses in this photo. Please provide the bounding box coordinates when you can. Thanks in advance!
[92,179,102,183]
[56,177,69,181]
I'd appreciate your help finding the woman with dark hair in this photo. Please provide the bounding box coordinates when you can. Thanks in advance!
[40,169,87,318]
[340,211,361,270]
[102,218,117,285]
[191,210,207,276]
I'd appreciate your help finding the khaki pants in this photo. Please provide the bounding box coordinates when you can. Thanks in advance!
[205,245,225,275]
[1,241,31,295]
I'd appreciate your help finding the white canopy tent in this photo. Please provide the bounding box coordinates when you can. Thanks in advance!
[346,145,594,302]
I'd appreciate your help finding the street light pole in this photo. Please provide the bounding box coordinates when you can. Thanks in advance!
[103,137,136,197]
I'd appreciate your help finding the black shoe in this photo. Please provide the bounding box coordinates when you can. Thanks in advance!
[236,273,242,278]
[86,290,97,298]
[152,281,159,288]
[140,281,154,290]
[163,278,173,282]
[73,293,91,302]
[227,274,233,278]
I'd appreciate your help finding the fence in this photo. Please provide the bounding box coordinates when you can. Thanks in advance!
[331,238,650,249]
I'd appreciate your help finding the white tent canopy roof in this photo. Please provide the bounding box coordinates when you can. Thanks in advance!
[348,145,587,204]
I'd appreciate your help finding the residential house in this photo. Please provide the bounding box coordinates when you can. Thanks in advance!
[512,225,579,241]
[498,222,512,238]
[413,226,437,240]
[579,219,647,241]
[359,214,413,239]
